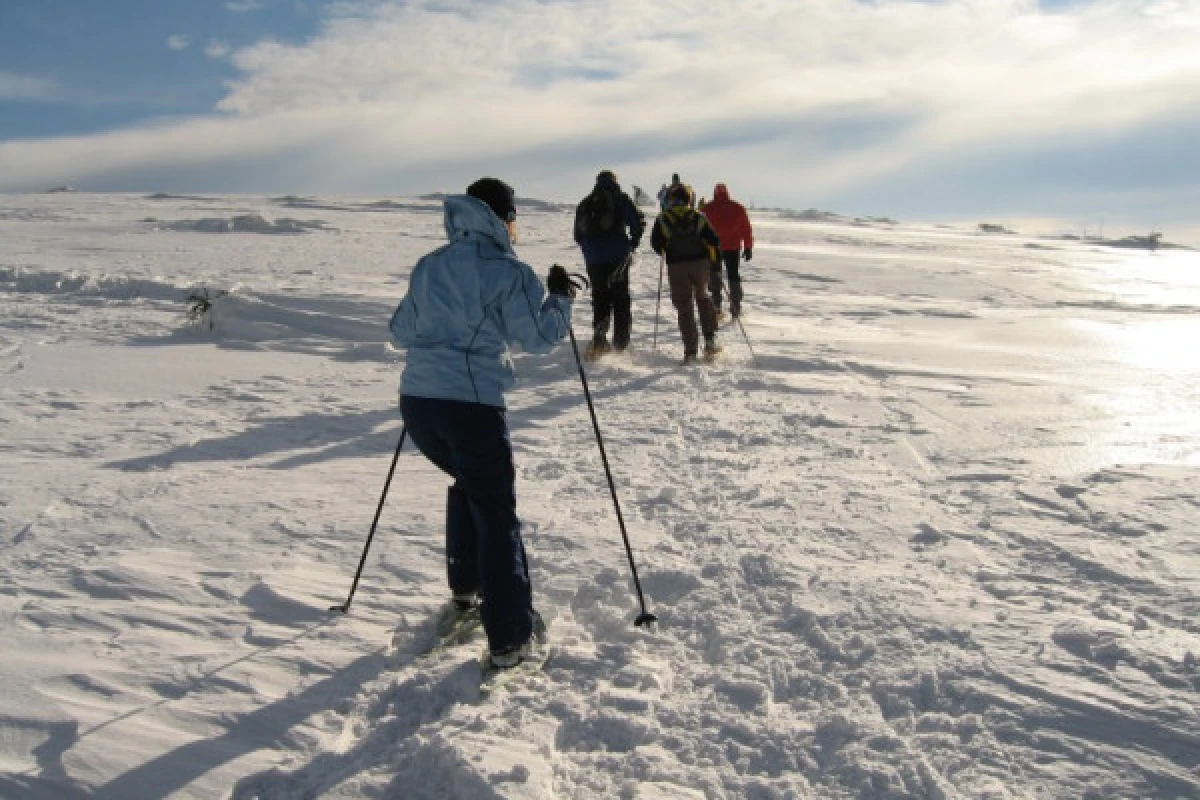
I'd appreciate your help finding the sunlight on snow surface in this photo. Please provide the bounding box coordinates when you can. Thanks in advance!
[1,193,1198,799]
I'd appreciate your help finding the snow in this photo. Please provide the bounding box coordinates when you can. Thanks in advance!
[1,192,1198,799]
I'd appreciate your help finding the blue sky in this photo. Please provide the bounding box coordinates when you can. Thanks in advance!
[0,0,323,137]
[2,0,1199,242]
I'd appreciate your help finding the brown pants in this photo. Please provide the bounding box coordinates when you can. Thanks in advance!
[667,257,718,355]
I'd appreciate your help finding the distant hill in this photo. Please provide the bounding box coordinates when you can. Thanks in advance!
[1055,231,1193,251]
[417,192,572,213]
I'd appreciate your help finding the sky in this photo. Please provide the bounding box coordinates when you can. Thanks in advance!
[2,0,1199,242]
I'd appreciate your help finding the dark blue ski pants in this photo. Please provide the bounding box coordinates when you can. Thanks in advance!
[586,257,632,350]
[400,394,533,653]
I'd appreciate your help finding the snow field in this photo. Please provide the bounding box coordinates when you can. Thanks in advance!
[1,193,1197,798]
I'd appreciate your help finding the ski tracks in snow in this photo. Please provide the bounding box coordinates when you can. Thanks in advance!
[6,196,1198,799]
[238,357,984,798]
[230,344,1199,799]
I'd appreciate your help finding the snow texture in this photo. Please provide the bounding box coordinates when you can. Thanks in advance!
[1,192,1198,799]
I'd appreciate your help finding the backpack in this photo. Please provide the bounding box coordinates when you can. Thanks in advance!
[663,211,709,263]
[577,187,621,237]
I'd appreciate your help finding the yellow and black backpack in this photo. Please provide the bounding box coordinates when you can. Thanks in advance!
[662,209,711,263]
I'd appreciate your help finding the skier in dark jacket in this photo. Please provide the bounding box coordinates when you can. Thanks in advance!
[573,170,645,358]
[389,177,575,670]
[701,183,754,319]
[651,184,723,363]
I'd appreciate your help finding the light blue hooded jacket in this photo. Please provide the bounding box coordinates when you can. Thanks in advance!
[389,194,573,408]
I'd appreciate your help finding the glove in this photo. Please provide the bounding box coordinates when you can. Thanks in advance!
[742,248,752,261]
[546,264,575,299]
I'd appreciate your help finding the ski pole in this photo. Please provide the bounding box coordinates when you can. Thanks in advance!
[652,254,664,352]
[560,274,657,627]
[736,315,758,368]
[612,251,633,286]
[329,426,407,613]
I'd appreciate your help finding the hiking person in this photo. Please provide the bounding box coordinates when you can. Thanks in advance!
[701,183,754,319]
[656,173,684,211]
[650,183,724,364]
[388,177,576,671]
[573,170,645,358]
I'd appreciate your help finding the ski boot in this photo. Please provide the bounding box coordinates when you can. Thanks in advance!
[487,611,547,669]
[435,591,482,641]
[703,335,723,362]
[584,336,612,361]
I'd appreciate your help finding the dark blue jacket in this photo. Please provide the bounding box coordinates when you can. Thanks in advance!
[573,174,645,267]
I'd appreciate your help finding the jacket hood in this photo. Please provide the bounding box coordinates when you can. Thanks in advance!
[712,183,730,202]
[661,205,697,224]
[443,194,514,253]
[595,171,620,191]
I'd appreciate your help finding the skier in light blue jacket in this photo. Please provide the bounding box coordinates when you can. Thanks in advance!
[389,177,575,670]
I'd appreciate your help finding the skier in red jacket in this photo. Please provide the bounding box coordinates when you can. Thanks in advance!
[701,183,754,319]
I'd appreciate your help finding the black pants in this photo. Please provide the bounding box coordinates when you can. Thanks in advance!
[586,259,632,350]
[400,394,534,654]
[710,250,743,312]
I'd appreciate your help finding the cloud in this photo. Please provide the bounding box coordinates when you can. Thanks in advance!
[167,34,192,51]
[209,1,1200,187]
[211,2,1200,146]
[0,110,345,191]
[205,41,233,59]
[225,0,265,11]
[0,72,58,102]
[3,0,1200,239]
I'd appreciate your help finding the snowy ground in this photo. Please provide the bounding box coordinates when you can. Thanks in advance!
[1,193,1198,799]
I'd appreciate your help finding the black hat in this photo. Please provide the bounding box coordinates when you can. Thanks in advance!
[671,173,680,183]
[467,177,516,222]
[596,169,617,184]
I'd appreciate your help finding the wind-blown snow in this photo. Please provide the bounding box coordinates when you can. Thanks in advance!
[1,193,1197,799]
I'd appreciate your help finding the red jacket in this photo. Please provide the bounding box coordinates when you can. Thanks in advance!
[701,184,753,252]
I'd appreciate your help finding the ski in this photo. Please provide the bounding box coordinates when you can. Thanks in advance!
[411,603,484,659]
